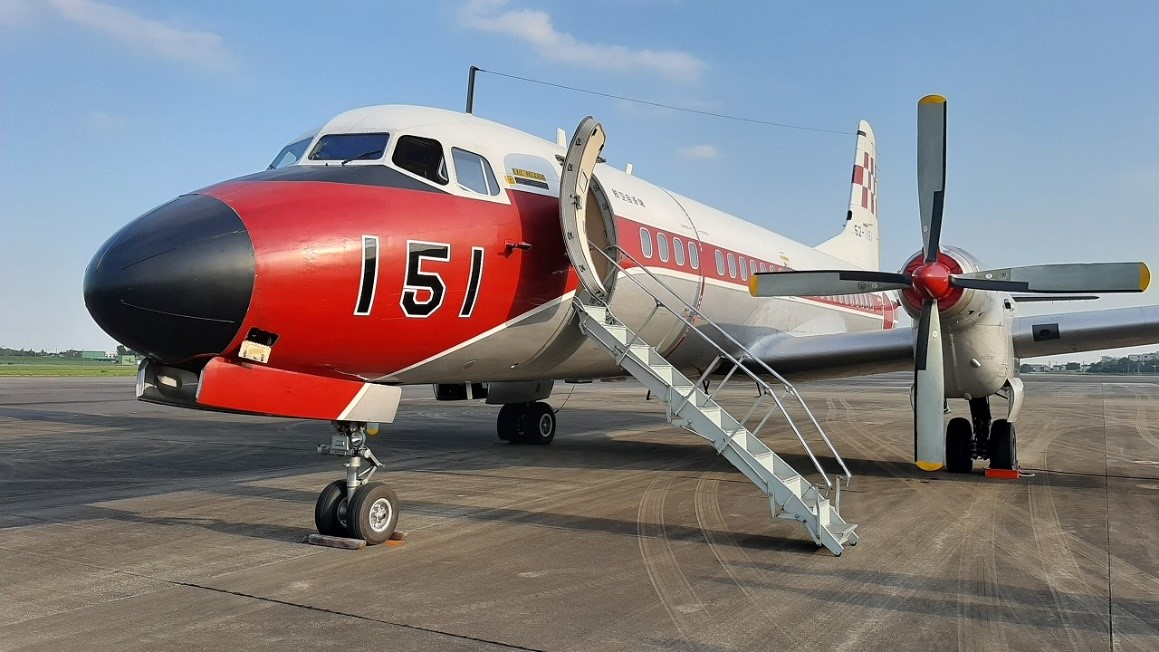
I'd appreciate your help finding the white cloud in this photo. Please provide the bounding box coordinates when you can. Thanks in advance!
[460,0,707,82]
[45,0,232,70]
[679,144,719,160]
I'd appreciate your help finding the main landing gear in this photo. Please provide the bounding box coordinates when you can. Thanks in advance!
[315,421,399,545]
[496,401,556,445]
[944,396,1018,474]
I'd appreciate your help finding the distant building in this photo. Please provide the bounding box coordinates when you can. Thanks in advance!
[81,350,112,360]
[1127,353,1159,363]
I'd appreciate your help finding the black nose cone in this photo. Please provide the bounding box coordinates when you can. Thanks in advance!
[84,194,255,364]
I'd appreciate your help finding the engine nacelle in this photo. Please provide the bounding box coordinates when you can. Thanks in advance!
[899,246,1018,400]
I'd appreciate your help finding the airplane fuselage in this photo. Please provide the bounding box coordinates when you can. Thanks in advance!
[92,105,892,387]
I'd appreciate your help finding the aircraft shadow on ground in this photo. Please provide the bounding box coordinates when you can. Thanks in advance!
[3,402,1110,539]
[197,481,823,555]
[83,504,316,544]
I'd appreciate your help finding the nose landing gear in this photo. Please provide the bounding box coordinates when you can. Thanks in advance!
[315,421,399,545]
[945,384,1021,474]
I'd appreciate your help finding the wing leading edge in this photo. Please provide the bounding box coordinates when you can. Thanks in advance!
[748,305,1159,380]
[1011,304,1159,359]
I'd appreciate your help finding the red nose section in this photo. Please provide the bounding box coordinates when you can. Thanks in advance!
[911,263,953,300]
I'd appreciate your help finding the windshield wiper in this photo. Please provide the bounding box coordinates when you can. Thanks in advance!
[341,150,383,165]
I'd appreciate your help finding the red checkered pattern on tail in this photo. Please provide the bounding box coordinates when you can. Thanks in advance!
[851,151,877,216]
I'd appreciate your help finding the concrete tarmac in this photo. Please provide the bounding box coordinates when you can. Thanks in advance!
[1,374,1156,651]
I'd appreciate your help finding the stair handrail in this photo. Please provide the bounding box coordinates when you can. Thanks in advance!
[586,244,853,489]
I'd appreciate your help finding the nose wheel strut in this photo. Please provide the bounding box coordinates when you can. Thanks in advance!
[315,421,399,545]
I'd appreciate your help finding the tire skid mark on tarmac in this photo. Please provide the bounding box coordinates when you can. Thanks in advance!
[1126,384,1159,452]
[955,512,1011,651]
[1103,384,1159,648]
[828,488,993,652]
[724,453,997,649]
[826,390,1099,647]
[1027,405,1110,650]
[691,477,803,649]
[827,397,915,492]
[637,475,714,646]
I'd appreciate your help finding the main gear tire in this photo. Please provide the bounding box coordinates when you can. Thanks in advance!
[522,401,556,445]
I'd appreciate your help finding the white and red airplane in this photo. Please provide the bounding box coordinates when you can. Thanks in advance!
[84,95,1155,553]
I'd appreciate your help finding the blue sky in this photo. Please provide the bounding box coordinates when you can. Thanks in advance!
[2,0,1156,360]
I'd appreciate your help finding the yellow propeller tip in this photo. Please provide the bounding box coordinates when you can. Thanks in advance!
[748,275,759,296]
[1141,263,1151,291]
[916,461,944,472]
[919,94,947,105]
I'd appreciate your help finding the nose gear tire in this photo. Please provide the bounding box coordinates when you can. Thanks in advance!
[346,482,399,545]
[314,480,349,536]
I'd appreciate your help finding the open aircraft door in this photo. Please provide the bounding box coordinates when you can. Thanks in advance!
[560,117,618,299]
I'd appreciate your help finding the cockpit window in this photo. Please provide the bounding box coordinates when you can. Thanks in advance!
[269,137,312,169]
[393,136,448,185]
[309,133,390,162]
[451,147,500,196]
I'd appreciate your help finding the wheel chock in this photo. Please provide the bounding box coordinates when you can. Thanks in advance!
[984,467,1021,480]
[303,533,366,549]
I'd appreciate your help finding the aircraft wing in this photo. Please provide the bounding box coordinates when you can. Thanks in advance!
[748,304,1159,380]
[748,328,913,381]
[1010,304,1159,358]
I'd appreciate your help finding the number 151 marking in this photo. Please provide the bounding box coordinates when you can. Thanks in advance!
[354,238,484,319]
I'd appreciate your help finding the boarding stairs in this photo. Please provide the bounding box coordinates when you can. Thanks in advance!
[575,247,858,555]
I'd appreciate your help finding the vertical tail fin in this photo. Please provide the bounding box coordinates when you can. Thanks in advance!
[816,120,879,270]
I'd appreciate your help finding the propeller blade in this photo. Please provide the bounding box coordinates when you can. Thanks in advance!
[749,270,910,297]
[917,95,947,263]
[914,299,945,471]
[952,262,1150,293]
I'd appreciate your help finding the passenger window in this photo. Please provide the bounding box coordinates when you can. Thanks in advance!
[640,228,653,258]
[657,233,670,262]
[452,147,500,196]
[393,136,448,185]
[715,250,725,275]
[749,260,758,277]
[688,242,700,269]
[759,262,767,273]
[309,133,389,162]
[727,253,737,278]
[739,257,748,281]
[672,237,685,266]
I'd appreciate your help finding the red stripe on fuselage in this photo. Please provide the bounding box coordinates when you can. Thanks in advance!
[610,216,890,324]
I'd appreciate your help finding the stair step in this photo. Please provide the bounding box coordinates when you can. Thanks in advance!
[629,343,652,360]
[573,297,853,556]
[605,325,629,342]
[582,305,608,321]
[827,521,857,538]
